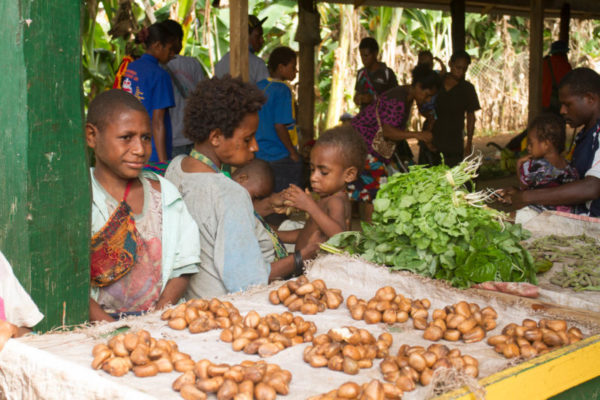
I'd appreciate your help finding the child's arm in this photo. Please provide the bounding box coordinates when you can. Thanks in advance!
[155,275,191,310]
[275,124,300,161]
[285,185,346,238]
[152,109,168,162]
[0,320,17,351]
[276,229,301,244]
[89,298,115,322]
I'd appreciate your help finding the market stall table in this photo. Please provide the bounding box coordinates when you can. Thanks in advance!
[1,255,599,399]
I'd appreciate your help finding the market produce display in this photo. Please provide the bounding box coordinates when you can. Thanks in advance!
[269,276,344,314]
[92,330,193,377]
[324,156,537,288]
[422,301,498,343]
[487,319,585,359]
[302,327,392,375]
[525,234,600,291]
[345,286,430,327]
[220,311,317,357]
[172,359,292,400]
[162,298,242,333]
[380,343,479,392]
[307,379,403,400]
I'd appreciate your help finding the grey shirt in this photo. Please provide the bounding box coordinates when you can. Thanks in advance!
[165,56,206,147]
[165,156,271,298]
[214,51,269,84]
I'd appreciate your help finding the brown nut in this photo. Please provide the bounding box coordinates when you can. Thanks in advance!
[543,330,563,347]
[133,362,158,377]
[482,318,497,332]
[408,353,427,372]
[217,379,238,400]
[268,291,280,305]
[395,374,416,392]
[296,283,315,296]
[350,304,366,320]
[254,382,277,400]
[301,302,319,315]
[102,357,130,377]
[463,326,485,343]
[413,317,427,330]
[258,342,281,358]
[364,309,382,324]
[454,301,472,318]
[175,358,196,373]
[196,376,225,393]
[382,309,397,324]
[173,370,197,391]
[522,319,537,328]
[503,343,520,358]
[180,384,208,400]
[457,318,477,334]
[447,314,466,329]
[463,364,479,378]
[423,325,444,342]
[487,334,509,346]
[546,320,567,333]
[420,367,434,386]
[396,311,409,323]
[337,382,361,399]
[481,306,498,319]
[91,349,112,370]
[155,357,174,373]
[362,380,385,399]
[443,329,461,341]
[342,357,359,375]
[168,317,188,330]
[123,333,139,352]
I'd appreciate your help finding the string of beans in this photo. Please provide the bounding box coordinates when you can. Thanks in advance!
[525,234,600,291]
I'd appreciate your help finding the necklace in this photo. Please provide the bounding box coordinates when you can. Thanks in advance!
[189,149,231,177]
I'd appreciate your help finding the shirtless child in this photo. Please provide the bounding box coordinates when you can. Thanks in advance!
[279,125,367,266]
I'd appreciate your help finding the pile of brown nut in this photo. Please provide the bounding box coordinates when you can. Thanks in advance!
[303,327,392,375]
[92,330,193,377]
[488,319,584,358]
[162,298,242,333]
[380,343,479,392]
[269,276,343,315]
[172,359,292,400]
[307,379,403,400]
[220,311,317,357]
[422,301,498,343]
[346,286,430,327]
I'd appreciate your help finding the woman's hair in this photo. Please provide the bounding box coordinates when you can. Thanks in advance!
[315,125,367,171]
[160,19,184,41]
[135,21,179,47]
[267,47,296,73]
[411,65,442,91]
[450,50,471,65]
[528,113,567,153]
[359,37,379,54]
[87,89,147,132]
[184,76,266,143]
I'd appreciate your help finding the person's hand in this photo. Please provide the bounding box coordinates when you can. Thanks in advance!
[284,184,315,212]
[269,191,287,214]
[0,320,18,352]
[420,131,437,151]
[301,229,326,260]
[496,187,527,210]
[516,154,532,172]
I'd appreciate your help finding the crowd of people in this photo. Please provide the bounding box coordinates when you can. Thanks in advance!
[1,15,600,344]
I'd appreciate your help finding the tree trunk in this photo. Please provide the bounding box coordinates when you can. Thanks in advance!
[325,4,352,129]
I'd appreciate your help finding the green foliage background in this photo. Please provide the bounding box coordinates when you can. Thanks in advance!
[82,1,600,136]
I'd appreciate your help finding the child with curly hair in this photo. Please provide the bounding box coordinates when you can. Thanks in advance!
[517,113,578,212]
[166,76,319,298]
[280,125,367,264]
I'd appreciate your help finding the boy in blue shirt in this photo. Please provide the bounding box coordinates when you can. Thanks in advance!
[255,47,302,193]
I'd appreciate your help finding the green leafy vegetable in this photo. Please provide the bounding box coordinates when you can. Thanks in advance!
[325,155,537,288]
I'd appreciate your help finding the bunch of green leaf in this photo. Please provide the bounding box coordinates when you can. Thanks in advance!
[326,156,537,288]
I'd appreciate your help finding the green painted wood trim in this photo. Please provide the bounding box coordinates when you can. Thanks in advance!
[0,1,90,331]
[551,376,600,400]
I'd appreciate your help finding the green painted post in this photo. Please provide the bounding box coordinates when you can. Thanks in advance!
[0,2,90,330]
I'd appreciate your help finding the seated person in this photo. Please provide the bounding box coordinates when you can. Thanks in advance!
[232,160,289,263]
[279,125,367,257]
[86,89,201,322]
[517,113,578,212]
[0,251,44,350]
[165,76,319,298]
[501,68,600,216]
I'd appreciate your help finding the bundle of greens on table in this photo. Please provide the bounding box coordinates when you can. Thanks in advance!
[324,155,537,289]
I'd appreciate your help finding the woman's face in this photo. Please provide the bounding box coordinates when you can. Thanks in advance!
[215,112,260,167]
[413,83,436,106]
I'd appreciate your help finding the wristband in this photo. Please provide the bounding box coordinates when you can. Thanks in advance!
[293,250,304,276]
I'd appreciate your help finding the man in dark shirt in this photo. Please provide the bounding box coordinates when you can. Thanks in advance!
[428,50,480,167]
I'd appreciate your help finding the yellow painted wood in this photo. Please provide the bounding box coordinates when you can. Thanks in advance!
[436,334,600,400]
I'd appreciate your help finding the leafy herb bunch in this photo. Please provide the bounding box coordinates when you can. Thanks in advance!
[326,155,537,288]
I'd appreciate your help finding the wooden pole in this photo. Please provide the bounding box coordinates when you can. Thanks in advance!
[230,1,249,82]
[297,0,318,142]
[0,1,90,330]
[559,3,570,44]
[450,0,466,53]
[528,0,544,122]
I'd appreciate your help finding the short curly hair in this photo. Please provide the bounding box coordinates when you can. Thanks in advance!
[184,76,266,143]
[528,113,566,153]
[314,125,367,171]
